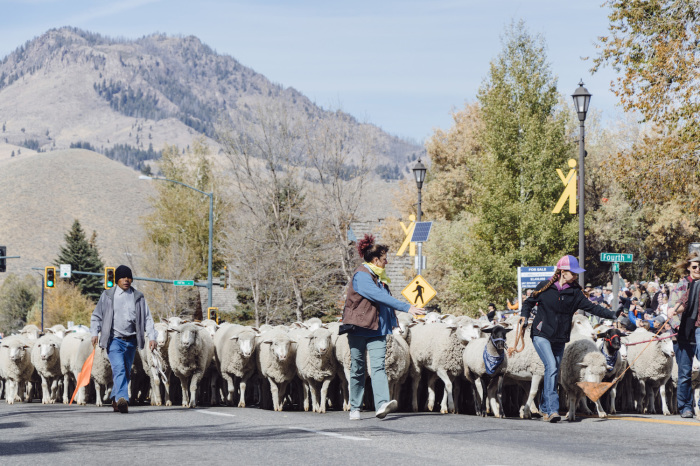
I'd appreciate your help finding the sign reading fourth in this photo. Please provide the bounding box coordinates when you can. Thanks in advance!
[600,253,633,263]
[173,280,195,286]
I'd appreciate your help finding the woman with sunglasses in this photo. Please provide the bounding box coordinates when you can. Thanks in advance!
[666,253,700,419]
[518,255,620,423]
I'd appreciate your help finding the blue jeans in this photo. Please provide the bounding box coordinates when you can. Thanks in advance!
[348,334,390,411]
[532,336,565,415]
[675,328,700,414]
[108,337,137,402]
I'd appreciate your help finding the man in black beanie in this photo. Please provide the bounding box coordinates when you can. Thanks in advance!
[90,265,157,413]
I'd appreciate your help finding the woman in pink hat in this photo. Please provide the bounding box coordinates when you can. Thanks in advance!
[518,255,620,423]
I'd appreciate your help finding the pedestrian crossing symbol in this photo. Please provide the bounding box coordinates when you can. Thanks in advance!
[402,275,436,307]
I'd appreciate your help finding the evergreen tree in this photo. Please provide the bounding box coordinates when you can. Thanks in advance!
[55,219,105,301]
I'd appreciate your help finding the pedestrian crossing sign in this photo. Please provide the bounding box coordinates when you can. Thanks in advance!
[402,275,436,307]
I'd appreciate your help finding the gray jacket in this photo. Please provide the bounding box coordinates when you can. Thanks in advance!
[90,287,157,350]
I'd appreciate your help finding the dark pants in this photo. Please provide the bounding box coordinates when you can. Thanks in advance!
[108,337,137,402]
[676,329,700,414]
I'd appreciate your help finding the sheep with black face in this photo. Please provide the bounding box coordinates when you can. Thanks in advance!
[463,325,511,417]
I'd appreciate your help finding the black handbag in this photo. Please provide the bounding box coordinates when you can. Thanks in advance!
[337,324,356,335]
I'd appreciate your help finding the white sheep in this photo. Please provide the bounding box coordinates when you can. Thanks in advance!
[560,338,613,421]
[20,324,42,341]
[59,332,93,405]
[215,325,258,407]
[45,324,67,339]
[30,334,62,404]
[463,325,511,417]
[140,322,172,406]
[0,335,34,404]
[324,322,352,411]
[625,328,674,415]
[375,330,412,403]
[89,346,113,406]
[167,322,214,408]
[257,328,298,411]
[295,327,337,413]
[408,319,481,414]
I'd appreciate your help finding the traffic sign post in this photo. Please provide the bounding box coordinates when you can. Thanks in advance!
[517,266,556,311]
[60,264,72,278]
[402,275,436,307]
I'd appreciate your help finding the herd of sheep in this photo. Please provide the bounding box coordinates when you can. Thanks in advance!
[1,312,698,421]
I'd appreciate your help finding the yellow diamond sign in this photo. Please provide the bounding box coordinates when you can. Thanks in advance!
[402,275,436,307]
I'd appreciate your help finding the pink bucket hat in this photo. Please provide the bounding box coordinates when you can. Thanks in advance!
[556,255,585,274]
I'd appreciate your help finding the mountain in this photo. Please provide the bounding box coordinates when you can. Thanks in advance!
[0,148,155,284]
[0,27,423,175]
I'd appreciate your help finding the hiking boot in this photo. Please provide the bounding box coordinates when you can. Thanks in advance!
[375,400,398,419]
[681,410,693,419]
[117,397,129,414]
[349,410,361,421]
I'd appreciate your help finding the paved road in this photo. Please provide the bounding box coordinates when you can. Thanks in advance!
[1,402,698,465]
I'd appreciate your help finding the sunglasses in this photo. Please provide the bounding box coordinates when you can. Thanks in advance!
[691,264,700,270]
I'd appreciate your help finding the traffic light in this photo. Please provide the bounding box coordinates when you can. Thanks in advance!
[44,266,56,289]
[104,266,115,289]
[220,267,227,288]
[207,307,219,324]
[0,246,6,273]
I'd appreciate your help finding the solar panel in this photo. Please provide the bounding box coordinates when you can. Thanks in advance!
[410,222,433,243]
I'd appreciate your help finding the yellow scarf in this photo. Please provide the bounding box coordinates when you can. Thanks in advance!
[364,262,390,284]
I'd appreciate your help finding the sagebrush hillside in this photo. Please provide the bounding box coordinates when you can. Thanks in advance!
[0,27,423,174]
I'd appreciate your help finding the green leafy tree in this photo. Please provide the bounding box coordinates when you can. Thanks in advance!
[55,219,105,301]
[426,22,578,312]
[0,274,40,334]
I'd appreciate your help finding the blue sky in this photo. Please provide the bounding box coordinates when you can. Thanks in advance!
[0,0,620,142]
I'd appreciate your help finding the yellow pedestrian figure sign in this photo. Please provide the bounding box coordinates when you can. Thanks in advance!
[552,158,577,214]
[402,275,436,306]
[397,214,416,256]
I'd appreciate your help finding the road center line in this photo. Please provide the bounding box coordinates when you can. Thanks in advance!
[289,426,370,441]
[607,416,700,427]
[197,410,236,418]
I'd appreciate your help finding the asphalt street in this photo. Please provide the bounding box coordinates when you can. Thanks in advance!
[1,402,698,465]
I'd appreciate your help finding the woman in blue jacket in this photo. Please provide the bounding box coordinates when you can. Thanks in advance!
[519,255,619,423]
[342,234,423,421]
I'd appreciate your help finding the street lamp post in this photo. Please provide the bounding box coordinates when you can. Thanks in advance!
[412,159,427,275]
[572,81,592,287]
[140,175,214,308]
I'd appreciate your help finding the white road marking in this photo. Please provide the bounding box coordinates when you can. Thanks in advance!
[289,426,370,441]
[198,410,236,418]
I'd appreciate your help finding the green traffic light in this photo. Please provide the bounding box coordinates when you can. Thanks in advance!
[107,281,113,287]
[47,281,54,287]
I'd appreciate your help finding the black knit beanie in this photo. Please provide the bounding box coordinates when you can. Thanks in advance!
[115,265,133,283]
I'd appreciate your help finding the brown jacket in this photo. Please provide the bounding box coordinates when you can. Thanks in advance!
[342,266,380,330]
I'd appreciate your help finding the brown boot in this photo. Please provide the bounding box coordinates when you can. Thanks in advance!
[112,400,119,412]
[117,397,129,414]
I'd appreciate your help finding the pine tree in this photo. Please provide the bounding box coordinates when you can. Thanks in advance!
[55,220,105,301]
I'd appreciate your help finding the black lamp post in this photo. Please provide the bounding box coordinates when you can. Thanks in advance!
[412,159,427,274]
[572,81,591,287]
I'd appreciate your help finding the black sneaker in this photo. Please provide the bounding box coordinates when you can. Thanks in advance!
[117,397,129,414]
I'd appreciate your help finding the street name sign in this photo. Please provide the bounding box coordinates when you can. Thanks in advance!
[173,280,195,286]
[402,275,436,307]
[600,253,633,263]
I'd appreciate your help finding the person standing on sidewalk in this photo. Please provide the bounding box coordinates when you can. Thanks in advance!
[90,265,157,413]
[518,255,620,423]
[666,253,700,419]
[342,234,423,420]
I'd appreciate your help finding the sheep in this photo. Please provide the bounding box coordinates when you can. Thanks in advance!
[408,319,481,414]
[140,322,172,406]
[167,322,215,408]
[67,324,90,335]
[303,317,323,331]
[560,338,613,421]
[215,325,259,407]
[569,314,597,341]
[59,332,93,405]
[366,331,411,404]
[30,334,63,404]
[256,328,298,411]
[90,346,113,407]
[594,328,627,415]
[45,324,67,339]
[625,328,674,415]
[324,322,352,411]
[20,324,42,341]
[0,335,34,404]
[463,325,511,417]
[295,327,337,413]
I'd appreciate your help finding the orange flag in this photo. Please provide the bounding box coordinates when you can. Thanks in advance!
[70,346,95,405]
